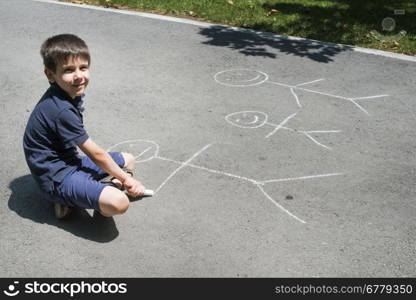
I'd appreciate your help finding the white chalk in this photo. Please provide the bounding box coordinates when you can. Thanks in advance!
[143,189,154,197]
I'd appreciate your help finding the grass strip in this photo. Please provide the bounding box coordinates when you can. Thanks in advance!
[63,0,416,55]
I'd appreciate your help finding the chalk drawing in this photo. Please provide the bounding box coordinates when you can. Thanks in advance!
[104,69,385,224]
[154,144,213,194]
[209,68,390,222]
[226,111,339,150]
[225,111,268,128]
[214,69,269,87]
[107,139,159,163]
[108,139,345,224]
[214,69,389,115]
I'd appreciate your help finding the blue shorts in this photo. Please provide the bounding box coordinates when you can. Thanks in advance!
[46,152,125,211]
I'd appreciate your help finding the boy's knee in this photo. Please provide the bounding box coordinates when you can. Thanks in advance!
[122,152,135,169]
[112,195,129,214]
[99,187,129,216]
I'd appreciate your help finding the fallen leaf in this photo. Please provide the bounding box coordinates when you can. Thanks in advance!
[227,0,234,5]
[267,9,279,16]
[393,41,400,47]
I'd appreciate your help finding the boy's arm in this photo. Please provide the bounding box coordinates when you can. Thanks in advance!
[78,138,129,183]
[78,138,144,196]
[78,138,144,197]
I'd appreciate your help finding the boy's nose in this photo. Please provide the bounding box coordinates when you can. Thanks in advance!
[74,69,82,80]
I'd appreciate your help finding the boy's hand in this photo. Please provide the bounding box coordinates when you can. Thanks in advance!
[123,177,145,198]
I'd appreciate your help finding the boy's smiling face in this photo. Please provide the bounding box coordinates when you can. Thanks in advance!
[45,56,90,99]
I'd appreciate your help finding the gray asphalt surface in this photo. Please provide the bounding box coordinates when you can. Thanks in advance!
[1,0,416,277]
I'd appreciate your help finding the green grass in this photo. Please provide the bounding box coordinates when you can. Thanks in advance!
[66,0,416,55]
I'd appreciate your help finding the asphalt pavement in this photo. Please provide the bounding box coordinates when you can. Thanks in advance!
[1,0,416,277]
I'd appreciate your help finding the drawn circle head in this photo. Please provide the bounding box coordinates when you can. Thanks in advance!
[214,69,268,87]
[381,17,395,32]
[107,139,159,163]
[225,111,268,128]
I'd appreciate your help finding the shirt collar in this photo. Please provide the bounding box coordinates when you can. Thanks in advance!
[49,82,85,112]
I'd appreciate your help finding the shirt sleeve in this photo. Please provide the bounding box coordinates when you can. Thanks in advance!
[55,108,89,148]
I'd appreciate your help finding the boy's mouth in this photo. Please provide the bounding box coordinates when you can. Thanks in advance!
[73,83,85,88]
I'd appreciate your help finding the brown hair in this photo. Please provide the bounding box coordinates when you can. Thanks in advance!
[40,34,90,72]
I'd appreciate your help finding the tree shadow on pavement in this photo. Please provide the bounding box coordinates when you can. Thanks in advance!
[199,25,353,63]
[8,175,119,243]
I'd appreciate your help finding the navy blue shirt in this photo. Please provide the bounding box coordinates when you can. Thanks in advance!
[23,83,89,192]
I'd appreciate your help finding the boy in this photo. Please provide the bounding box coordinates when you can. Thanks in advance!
[23,34,145,219]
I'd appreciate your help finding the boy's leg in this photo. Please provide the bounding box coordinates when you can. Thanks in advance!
[121,152,135,170]
[79,152,135,190]
[98,186,130,217]
[81,152,135,178]
[51,152,136,218]
[53,169,130,217]
[43,188,73,219]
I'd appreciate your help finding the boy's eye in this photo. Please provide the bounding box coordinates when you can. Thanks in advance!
[64,68,73,73]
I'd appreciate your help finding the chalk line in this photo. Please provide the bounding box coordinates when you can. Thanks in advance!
[134,146,152,160]
[296,78,325,87]
[295,86,351,101]
[156,156,343,188]
[248,115,259,124]
[216,70,390,116]
[266,79,389,115]
[258,172,344,185]
[235,74,261,82]
[350,95,389,101]
[304,130,341,133]
[154,144,212,194]
[157,153,324,223]
[157,156,259,184]
[267,80,295,89]
[265,112,297,138]
[256,184,306,223]
[225,107,341,150]
[272,125,340,150]
[349,99,370,115]
[290,88,302,108]
[225,111,268,129]
[157,152,307,223]
[214,69,269,87]
[300,131,332,150]
[107,139,160,163]
[109,138,344,223]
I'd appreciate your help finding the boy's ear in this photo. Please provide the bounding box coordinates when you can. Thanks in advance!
[44,68,55,83]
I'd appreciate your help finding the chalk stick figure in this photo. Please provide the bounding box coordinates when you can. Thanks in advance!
[105,69,387,224]
[225,110,340,150]
[214,69,389,115]
[108,139,344,224]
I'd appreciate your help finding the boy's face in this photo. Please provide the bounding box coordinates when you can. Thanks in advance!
[45,56,90,99]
